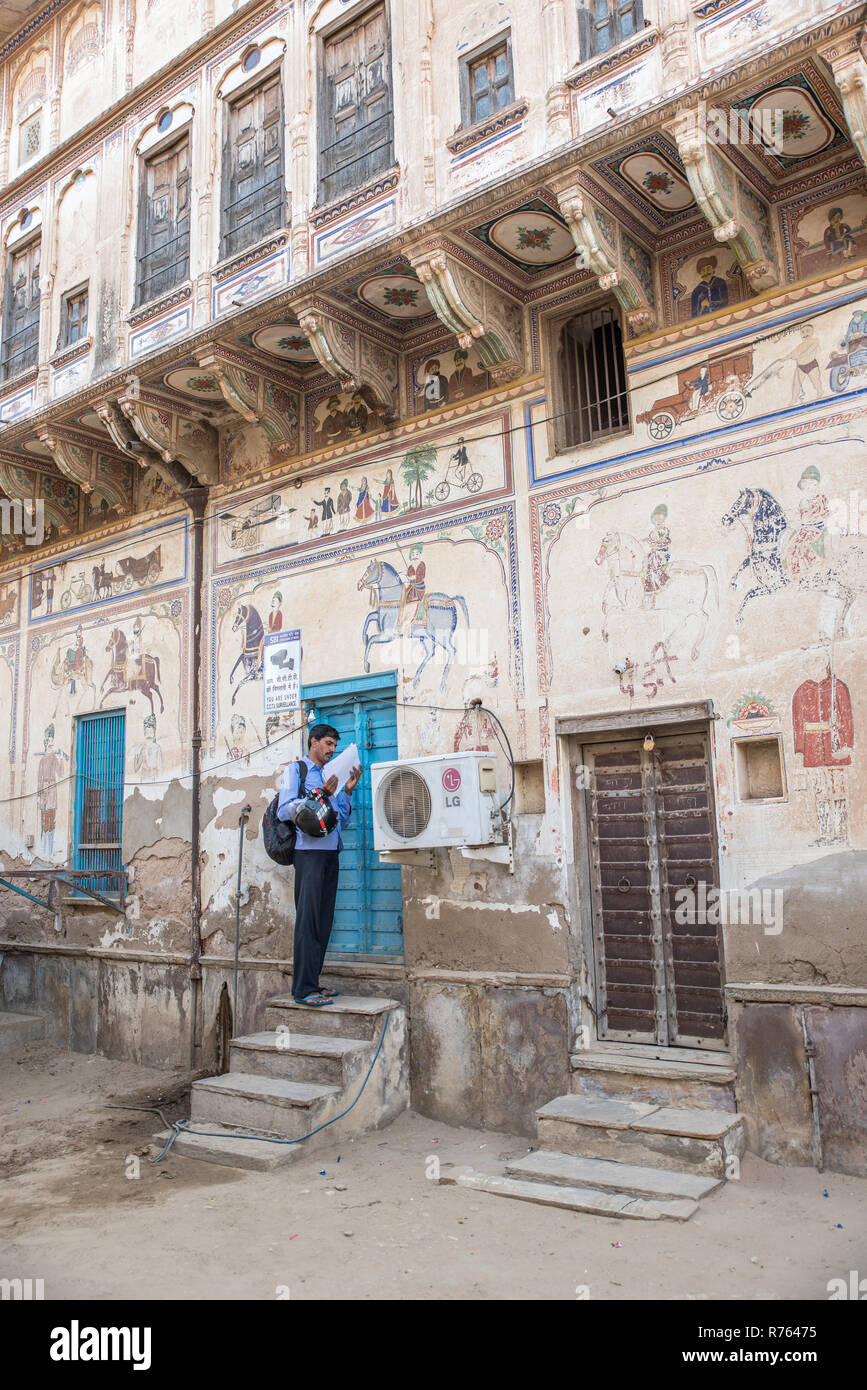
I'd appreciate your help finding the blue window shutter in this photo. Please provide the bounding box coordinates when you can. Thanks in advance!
[73,710,125,897]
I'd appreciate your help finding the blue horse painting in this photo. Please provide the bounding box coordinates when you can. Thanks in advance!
[229,603,264,705]
[357,559,469,692]
[722,488,788,625]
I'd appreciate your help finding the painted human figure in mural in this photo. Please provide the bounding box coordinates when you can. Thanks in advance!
[823,207,857,260]
[44,568,56,615]
[337,479,352,530]
[691,256,728,317]
[354,476,374,523]
[419,358,449,411]
[378,468,399,515]
[403,545,428,627]
[792,667,853,845]
[345,393,369,435]
[450,438,470,484]
[132,713,163,778]
[37,724,67,856]
[318,396,347,444]
[787,466,828,576]
[268,591,283,632]
[687,364,711,413]
[841,309,867,348]
[225,713,249,764]
[313,488,336,534]
[64,625,87,694]
[305,507,319,533]
[642,504,672,596]
[448,349,479,401]
[126,616,144,686]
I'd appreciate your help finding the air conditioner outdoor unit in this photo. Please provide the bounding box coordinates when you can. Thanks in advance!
[371,751,501,852]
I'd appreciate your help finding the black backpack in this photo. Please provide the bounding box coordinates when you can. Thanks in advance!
[262,760,307,865]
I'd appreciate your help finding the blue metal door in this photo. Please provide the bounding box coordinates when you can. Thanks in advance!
[301,671,403,958]
[73,709,125,898]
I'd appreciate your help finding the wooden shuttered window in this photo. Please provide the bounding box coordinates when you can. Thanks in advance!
[556,304,629,449]
[60,285,88,348]
[136,137,191,307]
[461,38,514,127]
[1,239,41,381]
[577,0,644,61]
[221,73,285,260]
[319,3,393,205]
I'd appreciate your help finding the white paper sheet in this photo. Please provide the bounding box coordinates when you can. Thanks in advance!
[325,742,360,792]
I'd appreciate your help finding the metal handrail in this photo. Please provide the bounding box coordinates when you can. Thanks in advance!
[0,867,128,914]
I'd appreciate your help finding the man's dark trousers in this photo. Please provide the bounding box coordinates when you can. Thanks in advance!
[292,849,339,1000]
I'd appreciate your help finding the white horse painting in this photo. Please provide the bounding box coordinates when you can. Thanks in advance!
[594,531,719,664]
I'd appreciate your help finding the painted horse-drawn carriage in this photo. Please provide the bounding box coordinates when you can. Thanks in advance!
[61,545,162,608]
[637,347,754,440]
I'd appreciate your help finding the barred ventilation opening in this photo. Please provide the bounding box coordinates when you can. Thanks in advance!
[381,768,432,840]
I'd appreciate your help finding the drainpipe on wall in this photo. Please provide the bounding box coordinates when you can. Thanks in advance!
[182,484,208,1068]
[800,1007,824,1173]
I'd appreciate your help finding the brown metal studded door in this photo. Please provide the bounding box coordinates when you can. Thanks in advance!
[585,731,725,1049]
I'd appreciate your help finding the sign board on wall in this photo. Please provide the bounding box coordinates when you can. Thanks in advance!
[264,629,302,713]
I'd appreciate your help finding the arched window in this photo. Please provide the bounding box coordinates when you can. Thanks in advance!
[15,62,48,165]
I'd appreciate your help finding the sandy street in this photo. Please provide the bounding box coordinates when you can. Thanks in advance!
[1,1042,865,1302]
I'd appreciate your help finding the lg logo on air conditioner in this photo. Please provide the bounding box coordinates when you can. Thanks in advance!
[442,766,462,807]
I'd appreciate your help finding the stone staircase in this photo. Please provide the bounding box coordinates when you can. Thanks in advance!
[0,1009,45,1054]
[157,994,408,1170]
[440,1046,744,1221]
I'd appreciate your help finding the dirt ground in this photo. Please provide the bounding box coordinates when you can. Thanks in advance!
[1,1041,865,1302]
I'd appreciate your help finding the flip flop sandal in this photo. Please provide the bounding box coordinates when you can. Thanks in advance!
[295,992,333,1006]
[318,988,340,997]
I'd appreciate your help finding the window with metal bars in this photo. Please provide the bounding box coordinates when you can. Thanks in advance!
[60,284,88,348]
[554,304,630,449]
[72,710,125,899]
[577,0,644,61]
[319,2,393,205]
[135,136,190,307]
[460,36,514,127]
[1,238,41,381]
[221,72,285,260]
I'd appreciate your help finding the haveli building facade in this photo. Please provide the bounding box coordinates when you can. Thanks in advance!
[0,0,865,1173]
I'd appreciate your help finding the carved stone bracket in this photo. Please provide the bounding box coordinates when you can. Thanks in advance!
[295,297,399,417]
[821,31,867,170]
[407,244,524,377]
[0,458,75,537]
[196,349,301,451]
[670,107,778,293]
[116,381,220,486]
[554,180,657,336]
[35,427,132,516]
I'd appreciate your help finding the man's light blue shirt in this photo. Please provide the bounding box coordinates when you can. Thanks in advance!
[276,756,352,851]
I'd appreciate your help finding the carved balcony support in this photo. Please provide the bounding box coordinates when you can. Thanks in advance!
[554,181,657,336]
[670,106,778,293]
[196,350,301,451]
[116,382,220,486]
[95,400,193,495]
[408,244,524,378]
[295,297,399,418]
[822,31,867,170]
[36,428,132,515]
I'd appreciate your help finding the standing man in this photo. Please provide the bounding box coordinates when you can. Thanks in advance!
[277,724,362,1005]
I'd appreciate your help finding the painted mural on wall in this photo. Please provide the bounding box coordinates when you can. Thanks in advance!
[537,435,866,713]
[214,413,510,569]
[791,195,867,281]
[29,520,187,621]
[670,247,747,324]
[791,665,853,847]
[409,347,491,415]
[209,505,519,741]
[721,467,866,636]
[0,636,18,791]
[0,579,20,629]
[310,389,389,447]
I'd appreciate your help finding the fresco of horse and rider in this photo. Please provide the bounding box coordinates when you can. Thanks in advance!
[543,443,866,703]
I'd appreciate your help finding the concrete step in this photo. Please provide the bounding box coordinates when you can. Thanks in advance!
[229,1030,373,1086]
[264,994,401,1042]
[570,1050,736,1113]
[190,1071,340,1139]
[0,1010,45,1053]
[438,1166,698,1221]
[153,1124,296,1172]
[536,1095,745,1177]
[506,1150,722,1201]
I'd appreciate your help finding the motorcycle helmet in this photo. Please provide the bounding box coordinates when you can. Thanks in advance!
[295,788,338,837]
